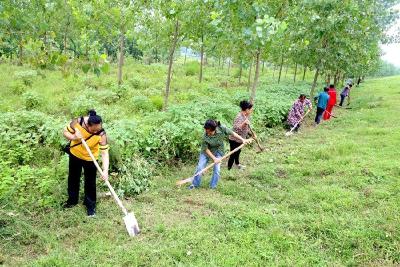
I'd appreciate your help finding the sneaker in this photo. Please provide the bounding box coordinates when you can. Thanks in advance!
[87,208,96,217]
[62,202,77,209]
[237,164,246,170]
[188,184,196,190]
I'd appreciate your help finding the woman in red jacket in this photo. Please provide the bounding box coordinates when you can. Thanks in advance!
[323,84,337,120]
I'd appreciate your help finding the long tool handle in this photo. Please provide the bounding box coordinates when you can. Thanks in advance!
[176,143,246,186]
[288,109,311,134]
[248,126,263,151]
[80,137,128,216]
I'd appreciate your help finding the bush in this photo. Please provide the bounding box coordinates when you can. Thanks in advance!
[128,77,141,89]
[23,91,42,110]
[9,82,26,95]
[114,156,153,196]
[14,70,37,87]
[131,95,155,112]
[149,95,163,110]
[185,61,199,76]
[69,95,100,117]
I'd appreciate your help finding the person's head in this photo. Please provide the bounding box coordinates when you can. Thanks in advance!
[299,94,307,102]
[324,87,329,92]
[329,84,334,89]
[204,119,220,136]
[349,84,353,88]
[87,109,103,133]
[239,100,253,116]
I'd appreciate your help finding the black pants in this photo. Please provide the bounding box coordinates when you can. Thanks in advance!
[315,107,325,124]
[339,94,346,106]
[67,153,97,211]
[228,139,242,170]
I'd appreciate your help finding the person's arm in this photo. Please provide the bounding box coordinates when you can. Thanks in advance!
[205,148,220,164]
[63,119,80,141]
[99,134,109,181]
[231,131,252,144]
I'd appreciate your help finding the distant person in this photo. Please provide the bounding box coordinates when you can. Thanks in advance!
[228,100,254,170]
[62,110,109,217]
[189,120,251,190]
[339,84,352,106]
[323,84,337,120]
[314,87,330,125]
[287,94,312,132]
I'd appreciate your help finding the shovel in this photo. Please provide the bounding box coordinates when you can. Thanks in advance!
[80,137,140,237]
[285,109,311,136]
[176,143,247,186]
[248,126,265,153]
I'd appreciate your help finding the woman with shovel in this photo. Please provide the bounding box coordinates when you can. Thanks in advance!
[62,109,109,217]
[287,94,312,132]
[188,119,251,190]
[228,100,254,170]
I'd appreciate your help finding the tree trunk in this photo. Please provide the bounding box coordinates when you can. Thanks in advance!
[293,62,298,84]
[227,58,231,76]
[199,35,204,83]
[238,61,243,83]
[118,32,125,85]
[284,64,289,78]
[310,67,320,98]
[163,20,179,111]
[302,65,307,81]
[184,47,187,65]
[327,74,331,86]
[262,61,265,73]
[18,41,23,66]
[250,49,261,104]
[218,57,221,68]
[247,60,253,90]
[333,69,339,88]
[277,56,284,84]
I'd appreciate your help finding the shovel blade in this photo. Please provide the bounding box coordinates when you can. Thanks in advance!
[123,213,140,237]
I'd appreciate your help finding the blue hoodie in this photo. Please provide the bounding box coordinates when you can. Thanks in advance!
[316,92,330,109]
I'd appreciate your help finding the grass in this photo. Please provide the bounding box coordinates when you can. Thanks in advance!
[1,62,400,266]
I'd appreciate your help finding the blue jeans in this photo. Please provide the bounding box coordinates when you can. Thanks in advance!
[192,152,222,189]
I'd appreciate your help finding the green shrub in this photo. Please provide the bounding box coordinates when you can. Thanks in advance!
[128,77,141,89]
[69,95,100,117]
[14,70,37,87]
[131,95,155,112]
[23,91,42,110]
[149,95,163,110]
[110,84,129,98]
[9,81,26,95]
[185,61,199,76]
[114,155,153,196]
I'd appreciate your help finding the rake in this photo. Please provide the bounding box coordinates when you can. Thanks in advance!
[176,143,247,186]
[285,109,311,136]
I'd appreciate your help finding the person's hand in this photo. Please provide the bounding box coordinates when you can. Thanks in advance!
[101,170,109,181]
[243,138,252,144]
[213,158,221,164]
[244,119,250,125]
[74,128,82,140]
[252,132,257,139]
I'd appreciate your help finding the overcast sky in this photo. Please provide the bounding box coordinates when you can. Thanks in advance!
[380,3,400,67]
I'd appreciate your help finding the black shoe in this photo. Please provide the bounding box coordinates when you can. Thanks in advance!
[87,208,96,217]
[62,202,77,209]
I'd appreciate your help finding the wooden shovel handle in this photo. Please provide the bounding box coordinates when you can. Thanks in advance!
[80,137,128,216]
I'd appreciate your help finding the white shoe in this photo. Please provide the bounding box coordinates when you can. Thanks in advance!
[237,164,246,170]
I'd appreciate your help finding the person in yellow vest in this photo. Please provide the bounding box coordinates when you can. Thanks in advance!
[62,110,109,217]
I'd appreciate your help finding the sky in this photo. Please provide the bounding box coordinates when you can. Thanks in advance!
[380,3,400,67]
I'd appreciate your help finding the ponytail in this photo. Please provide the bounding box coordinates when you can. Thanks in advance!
[87,109,102,126]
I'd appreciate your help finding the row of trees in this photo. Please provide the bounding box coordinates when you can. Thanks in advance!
[0,0,398,108]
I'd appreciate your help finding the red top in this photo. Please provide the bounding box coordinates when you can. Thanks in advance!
[327,88,337,106]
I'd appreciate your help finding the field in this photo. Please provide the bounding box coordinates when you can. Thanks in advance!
[1,61,400,266]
